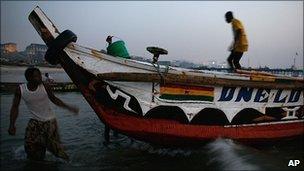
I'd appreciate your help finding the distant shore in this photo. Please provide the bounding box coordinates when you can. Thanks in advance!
[1,64,71,83]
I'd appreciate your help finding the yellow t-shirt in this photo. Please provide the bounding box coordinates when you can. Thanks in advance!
[231,18,248,52]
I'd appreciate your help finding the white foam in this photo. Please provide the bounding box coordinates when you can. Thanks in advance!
[206,138,259,170]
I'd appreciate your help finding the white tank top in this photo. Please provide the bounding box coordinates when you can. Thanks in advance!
[19,83,55,121]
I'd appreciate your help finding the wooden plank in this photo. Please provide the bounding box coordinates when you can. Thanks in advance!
[236,69,275,76]
[250,75,276,82]
[97,72,304,89]
[28,6,59,46]
[236,69,303,82]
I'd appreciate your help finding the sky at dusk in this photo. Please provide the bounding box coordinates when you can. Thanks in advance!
[1,1,303,69]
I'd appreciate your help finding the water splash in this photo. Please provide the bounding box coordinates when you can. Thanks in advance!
[205,138,259,170]
[13,145,27,160]
[12,145,66,163]
[103,135,193,157]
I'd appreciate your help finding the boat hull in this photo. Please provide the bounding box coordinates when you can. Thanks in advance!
[59,50,304,145]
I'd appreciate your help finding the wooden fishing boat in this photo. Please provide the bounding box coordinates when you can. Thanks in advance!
[28,6,304,146]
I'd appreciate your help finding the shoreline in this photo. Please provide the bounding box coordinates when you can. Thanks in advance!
[1,64,71,83]
[0,64,65,72]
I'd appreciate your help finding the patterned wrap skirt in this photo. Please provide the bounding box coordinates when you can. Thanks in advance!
[24,118,69,161]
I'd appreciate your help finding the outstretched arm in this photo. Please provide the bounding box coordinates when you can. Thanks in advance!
[8,86,21,135]
[44,83,79,114]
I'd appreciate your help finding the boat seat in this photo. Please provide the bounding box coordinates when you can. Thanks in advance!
[146,46,168,63]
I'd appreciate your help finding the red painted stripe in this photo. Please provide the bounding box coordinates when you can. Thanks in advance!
[159,94,214,101]
[162,84,214,91]
[101,107,304,142]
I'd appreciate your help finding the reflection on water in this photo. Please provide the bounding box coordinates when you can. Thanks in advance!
[1,92,303,170]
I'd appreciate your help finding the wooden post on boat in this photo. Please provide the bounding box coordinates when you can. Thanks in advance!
[146,46,168,102]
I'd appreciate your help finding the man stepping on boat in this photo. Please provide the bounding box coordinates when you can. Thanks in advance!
[225,11,249,71]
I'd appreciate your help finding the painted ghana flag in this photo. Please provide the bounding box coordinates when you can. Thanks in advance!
[159,84,214,101]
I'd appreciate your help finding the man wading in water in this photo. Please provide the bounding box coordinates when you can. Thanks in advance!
[8,67,79,161]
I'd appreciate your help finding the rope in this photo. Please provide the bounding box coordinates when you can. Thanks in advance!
[152,62,170,83]
[152,62,165,85]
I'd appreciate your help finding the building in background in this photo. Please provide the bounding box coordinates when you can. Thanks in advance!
[26,43,47,56]
[1,43,17,54]
[25,43,48,64]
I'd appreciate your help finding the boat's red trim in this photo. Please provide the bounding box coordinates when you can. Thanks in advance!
[80,85,304,145]
[161,84,214,91]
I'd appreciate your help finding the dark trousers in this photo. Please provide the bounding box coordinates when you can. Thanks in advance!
[227,51,244,70]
